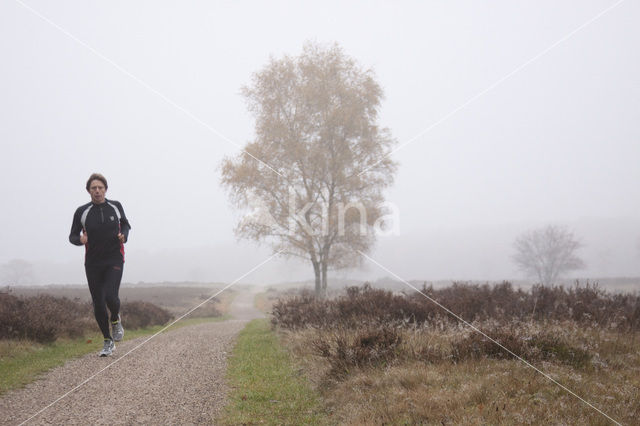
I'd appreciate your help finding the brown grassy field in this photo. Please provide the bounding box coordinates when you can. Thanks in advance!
[272,283,640,424]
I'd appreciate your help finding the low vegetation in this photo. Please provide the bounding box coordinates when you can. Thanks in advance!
[272,282,640,331]
[272,283,640,424]
[10,284,232,314]
[0,290,173,343]
[1,292,93,342]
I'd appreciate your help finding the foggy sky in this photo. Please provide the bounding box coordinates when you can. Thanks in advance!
[1,1,639,286]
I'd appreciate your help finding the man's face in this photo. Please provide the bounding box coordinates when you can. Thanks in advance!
[88,180,106,204]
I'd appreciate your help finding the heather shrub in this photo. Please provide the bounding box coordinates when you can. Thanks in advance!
[120,301,172,329]
[449,326,527,363]
[276,282,637,381]
[272,285,433,330]
[189,303,222,318]
[271,291,329,329]
[449,326,592,369]
[415,281,533,323]
[273,282,640,332]
[0,292,93,342]
[0,289,173,343]
[312,323,593,382]
[312,326,403,378]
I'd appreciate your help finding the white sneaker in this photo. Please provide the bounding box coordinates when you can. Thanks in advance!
[99,339,115,357]
[112,315,124,342]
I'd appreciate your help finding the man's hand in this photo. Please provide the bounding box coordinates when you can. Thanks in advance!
[117,233,125,243]
[80,230,88,245]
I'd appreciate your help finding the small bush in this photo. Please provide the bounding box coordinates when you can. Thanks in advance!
[450,327,527,363]
[450,326,592,369]
[530,335,592,369]
[313,326,403,378]
[121,301,172,329]
[271,291,330,329]
[189,296,222,318]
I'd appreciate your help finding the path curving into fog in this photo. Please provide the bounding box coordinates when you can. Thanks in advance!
[228,285,264,321]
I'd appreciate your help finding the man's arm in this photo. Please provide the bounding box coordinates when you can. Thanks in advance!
[115,201,131,243]
[69,209,84,246]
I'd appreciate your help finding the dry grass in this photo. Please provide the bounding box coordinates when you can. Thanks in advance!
[283,323,640,424]
[274,283,640,424]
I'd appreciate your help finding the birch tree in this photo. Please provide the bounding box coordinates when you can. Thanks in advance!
[221,42,397,298]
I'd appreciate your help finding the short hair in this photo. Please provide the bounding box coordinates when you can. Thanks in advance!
[86,173,108,191]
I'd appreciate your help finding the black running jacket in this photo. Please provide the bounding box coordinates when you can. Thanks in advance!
[69,199,131,266]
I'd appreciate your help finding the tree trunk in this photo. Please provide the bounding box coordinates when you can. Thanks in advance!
[312,260,323,299]
[321,260,328,299]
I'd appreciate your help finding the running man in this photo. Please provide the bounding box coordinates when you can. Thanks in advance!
[69,173,131,356]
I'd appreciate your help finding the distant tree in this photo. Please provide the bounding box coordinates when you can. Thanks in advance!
[221,42,397,298]
[513,225,585,286]
[1,259,35,285]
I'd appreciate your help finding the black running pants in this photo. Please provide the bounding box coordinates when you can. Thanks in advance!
[85,263,123,339]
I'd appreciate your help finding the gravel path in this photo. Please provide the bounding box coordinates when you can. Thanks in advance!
[0,286,264,425]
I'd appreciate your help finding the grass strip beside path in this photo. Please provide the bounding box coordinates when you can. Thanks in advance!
[222,319,327,425]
